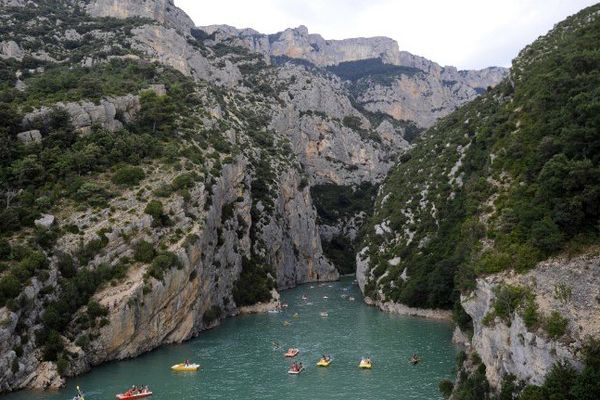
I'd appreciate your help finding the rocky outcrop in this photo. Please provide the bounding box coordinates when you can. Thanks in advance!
[272,65,408,185]
[203,25,428,68]
[461,254,600,388]
[130,25,241,85]
[0,40,24,60]
[204,25,507,128]
[262,168,338,287]
[22,94,141,134]
[16,129,41,144]
[86,0,195,34]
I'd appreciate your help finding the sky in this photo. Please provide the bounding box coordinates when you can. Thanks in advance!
[174,0,598,70]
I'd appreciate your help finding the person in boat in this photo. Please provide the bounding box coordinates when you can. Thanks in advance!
[185,359,190,366]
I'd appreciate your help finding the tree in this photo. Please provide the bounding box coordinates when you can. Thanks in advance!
[138,91,176,135]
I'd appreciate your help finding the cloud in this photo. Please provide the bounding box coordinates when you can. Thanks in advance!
[175,0,598,69]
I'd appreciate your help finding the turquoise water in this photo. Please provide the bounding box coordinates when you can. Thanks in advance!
[2,278,456,400]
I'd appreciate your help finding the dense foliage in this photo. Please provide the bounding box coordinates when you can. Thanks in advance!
[232,256,275,306]
[311,183,376,274]
[327,58,422,82]
[363,4,600,309]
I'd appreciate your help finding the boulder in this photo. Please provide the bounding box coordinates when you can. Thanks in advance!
[34,214,55,229]
[0,40,24,60]
[16,130,41,144]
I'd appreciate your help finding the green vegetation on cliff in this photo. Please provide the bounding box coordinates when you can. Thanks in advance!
[363,3,600,311]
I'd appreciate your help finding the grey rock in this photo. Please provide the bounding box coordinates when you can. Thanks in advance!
[34,214,55,229]
[16,129,41,144]
[462,254,600,388]
[0,40,24,60]
[86,0,195,34]
[22,94,142,133]
[130,25,241,85]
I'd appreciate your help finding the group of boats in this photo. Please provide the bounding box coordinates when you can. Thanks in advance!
[283,348,373,374]
[71,361,200,400]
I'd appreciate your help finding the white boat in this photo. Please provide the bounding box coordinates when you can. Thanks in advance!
[323,296,329,299]
[320,311,328,317]
[349,297,355,301]
[287,367,304,375]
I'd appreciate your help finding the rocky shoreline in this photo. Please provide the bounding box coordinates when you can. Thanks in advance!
[363,296,453,321]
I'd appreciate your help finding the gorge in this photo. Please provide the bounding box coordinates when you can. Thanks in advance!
[0,1,599,399]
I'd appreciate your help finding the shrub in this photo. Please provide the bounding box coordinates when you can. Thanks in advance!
[0,239,11,259]
[544,311,568,339]
[86,300,108,320]
[232,256,274,306]
[56,357,68,375]
[111,165,145,186]
[0,275,21,305]
[144,200,171,226]
[202,305,222,325]
[522,300,540,330]
[146,252,180,280]
[171,173,195,191]
[491,285,530,323]
[438,379,454,398]
[133,240,155,263]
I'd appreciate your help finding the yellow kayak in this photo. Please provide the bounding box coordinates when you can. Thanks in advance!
[317,358,332,367]
[171,363,200,372]
[359,359,372,369]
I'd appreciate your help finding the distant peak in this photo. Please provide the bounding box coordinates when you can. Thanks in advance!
[294,25,309,35]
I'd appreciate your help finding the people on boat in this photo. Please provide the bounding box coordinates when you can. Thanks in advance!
[73,385,84,400]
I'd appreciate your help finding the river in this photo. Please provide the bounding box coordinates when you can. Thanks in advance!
[2,278,457,400]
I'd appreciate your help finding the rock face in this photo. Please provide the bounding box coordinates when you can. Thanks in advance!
[271,65,407,185]
[461,254,600,387]
[0,40,24,60]
[34,214,55,229]
[203,25,508,127]
[16,129,41,144]
[22,94,141,134]
[86,0,195,34]
[130,25,241,85]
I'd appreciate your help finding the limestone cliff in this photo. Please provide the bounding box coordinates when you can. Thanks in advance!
[202,24,508,128]
[461,254,600,388]
[86,0,195,34]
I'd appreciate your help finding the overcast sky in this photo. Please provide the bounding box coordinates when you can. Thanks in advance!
[175,0,597,70]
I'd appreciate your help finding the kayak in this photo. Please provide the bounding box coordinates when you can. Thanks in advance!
[359,359,373,369]
[288,367,304,375]
[115,391,153,400]
[284,348,299,357]
[317,358,332,367]
[171,363,200,372]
